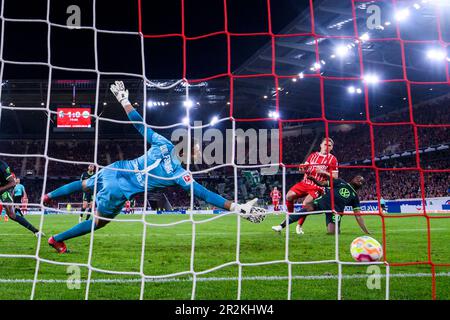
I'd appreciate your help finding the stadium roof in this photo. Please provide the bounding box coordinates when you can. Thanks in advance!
[0,0,449,138]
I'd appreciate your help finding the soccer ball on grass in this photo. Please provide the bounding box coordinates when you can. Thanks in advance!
[350,236,383,262]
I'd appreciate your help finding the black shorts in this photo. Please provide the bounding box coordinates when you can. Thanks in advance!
[313,194,343,227]
[1,189,14,204]
[325,212,342,226]
[14,196,22,204]
[83,192,94,203]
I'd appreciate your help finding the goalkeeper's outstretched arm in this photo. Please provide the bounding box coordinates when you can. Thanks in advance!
[180,180,255,214]
[110,81,160,144]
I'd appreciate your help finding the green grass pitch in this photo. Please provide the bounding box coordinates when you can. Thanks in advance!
[0,213,449,300]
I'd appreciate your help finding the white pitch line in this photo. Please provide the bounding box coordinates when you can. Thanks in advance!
[0,272,449,284]
[0,227,447,238]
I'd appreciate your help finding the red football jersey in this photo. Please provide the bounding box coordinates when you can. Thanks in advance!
[270,190,281,201]
[302,152,338,186]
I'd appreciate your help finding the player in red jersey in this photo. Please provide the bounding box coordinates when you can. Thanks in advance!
[270,187,282,211]
[272,137,338,235]
[124,200,131,214]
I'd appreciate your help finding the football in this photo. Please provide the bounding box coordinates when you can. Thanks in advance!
[350,236,383,262]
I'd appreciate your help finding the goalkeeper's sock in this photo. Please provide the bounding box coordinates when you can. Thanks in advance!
[11,214,39,234]
[48,181,83,199]
[54,220,98,242]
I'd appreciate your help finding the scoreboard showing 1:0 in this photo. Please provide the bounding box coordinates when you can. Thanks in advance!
[57,107,92,128]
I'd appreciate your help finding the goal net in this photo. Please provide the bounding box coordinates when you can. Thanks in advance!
[0,0,449,300]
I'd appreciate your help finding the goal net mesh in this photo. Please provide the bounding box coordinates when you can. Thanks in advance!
[0,0,449,300]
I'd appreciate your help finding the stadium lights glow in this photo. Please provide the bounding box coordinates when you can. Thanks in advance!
[335,45,350,58]
[298,72,304,79]
[183,100,194,108]
[385,21,391,26]
[413,3,421,9]
[41,102,45,106]
[263,95,268,99]
[395,8,410,21]
[182,117,189,125]
[348,86,356,94]
[356,88,362,94]
[268,111,280,119]
[360,33,370,41]
[103,102,107,106]
[210,116,219,126]
[292,78,297,82]
[427,49,447,61]
[363,74,380,84]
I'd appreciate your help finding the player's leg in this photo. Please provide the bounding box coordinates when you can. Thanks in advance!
[2,191,40,235]
[48,168,124,253]
[272,182,308,232]
[85,199,93,220]
[326,213,341,235]
[80,199,88,222]
[44,177,94,205]
[295,193,316,235]
[14,196,24,217]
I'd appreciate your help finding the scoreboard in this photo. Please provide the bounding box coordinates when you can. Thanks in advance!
[57,107,91,128]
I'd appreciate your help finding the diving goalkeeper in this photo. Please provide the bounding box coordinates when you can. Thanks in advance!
[44,81,265,253]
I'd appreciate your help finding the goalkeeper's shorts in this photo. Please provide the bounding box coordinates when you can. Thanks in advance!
[85,163,127,217]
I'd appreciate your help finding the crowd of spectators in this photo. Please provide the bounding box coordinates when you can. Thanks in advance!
[1,97,449,208]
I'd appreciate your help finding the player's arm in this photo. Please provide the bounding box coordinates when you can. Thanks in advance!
[307,175,331,187]
[354,209,370,234]
[0,175,16,194]
[110,81,169,145]
[177,177,259,217]
[352,196,370,234]
[317,157,339,179]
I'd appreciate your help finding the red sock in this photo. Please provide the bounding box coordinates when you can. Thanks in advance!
[298,215,307,226]
[286,200,294,213]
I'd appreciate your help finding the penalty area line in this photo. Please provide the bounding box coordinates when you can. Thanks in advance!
[1,272,450,284]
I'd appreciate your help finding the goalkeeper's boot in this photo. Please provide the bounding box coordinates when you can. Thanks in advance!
[295,224,304,235]
[272,225,282,233]
[48,236,67,254]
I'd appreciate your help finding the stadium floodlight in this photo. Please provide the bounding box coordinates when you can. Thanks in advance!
[210,116,219,126]
[395,8,410,21]
[268,111,280,119]
[413,3,421,9]
[348,86,356,94]
[335,45,350,58]
[360,33,370,41]
[298,72,304,79]
[292,78,297,82]
[363,74,380,84]
[183,100,194,108]
[182,117,189,125]
[426,49,447,61]
[356,88,362,94]
[147,101,154,107]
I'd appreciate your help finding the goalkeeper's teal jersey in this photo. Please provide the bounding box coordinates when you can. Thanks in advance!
[114,110,191,199]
